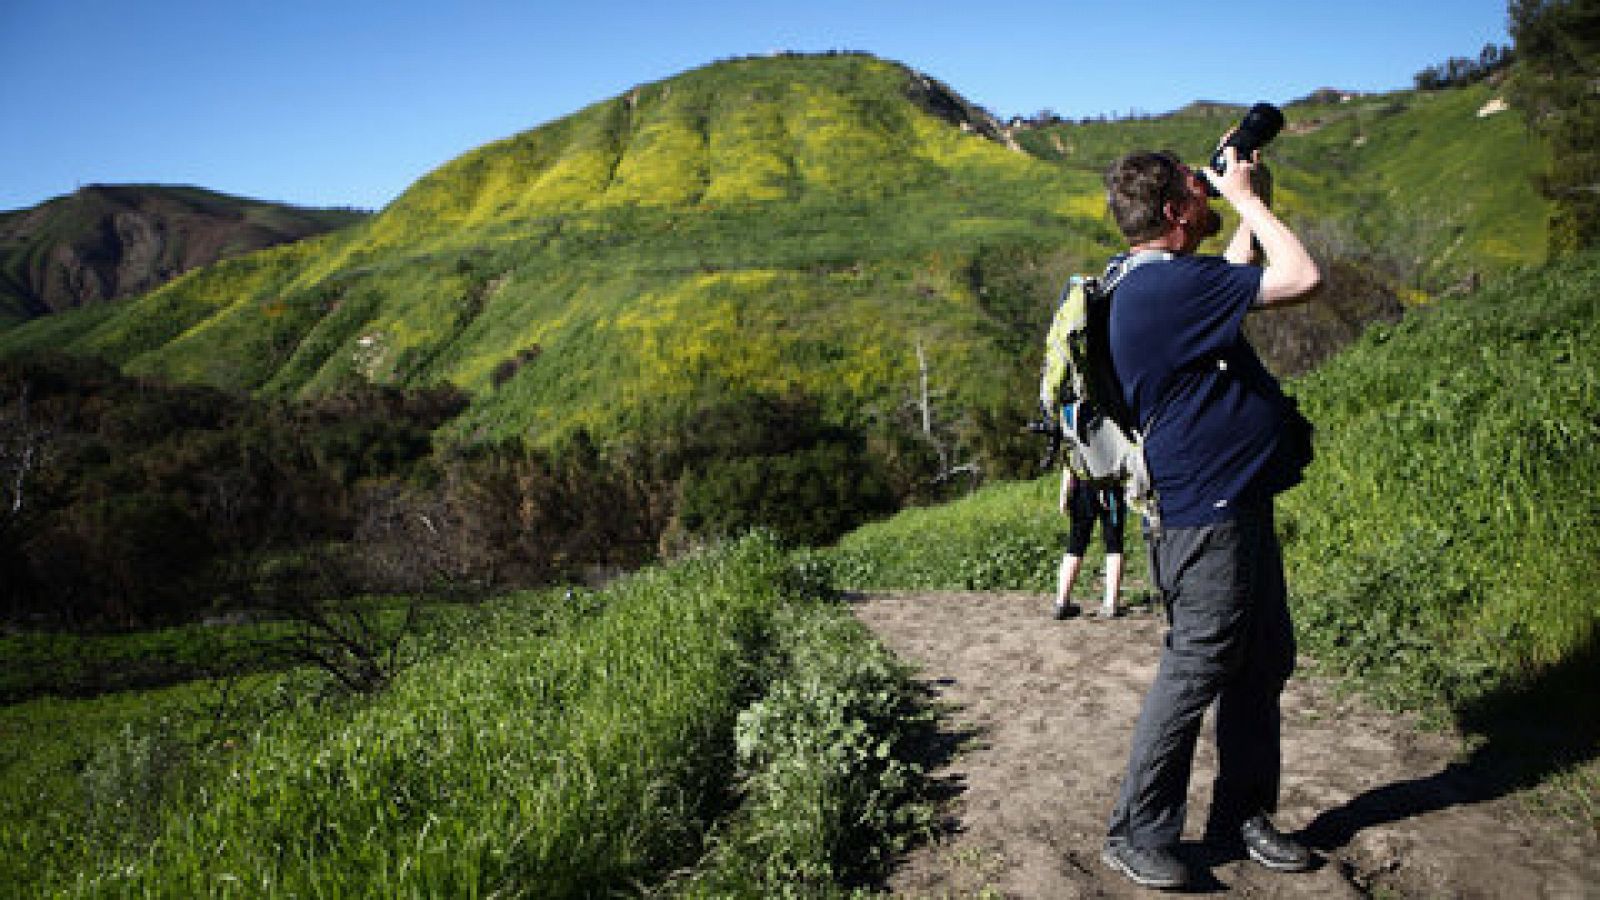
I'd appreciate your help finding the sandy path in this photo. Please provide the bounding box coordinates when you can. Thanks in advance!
[851,590,1599,899]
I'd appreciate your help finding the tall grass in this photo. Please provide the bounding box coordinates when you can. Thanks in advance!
[1279,248,1599,710]
[5,534,931,898]
[80,540,782,896]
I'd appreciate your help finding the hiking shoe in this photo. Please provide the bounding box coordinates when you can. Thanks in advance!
[1094,605,1123,619]
[1241,815,1313,872]
[1051,602,1081,620]
[1101,839,1189,890]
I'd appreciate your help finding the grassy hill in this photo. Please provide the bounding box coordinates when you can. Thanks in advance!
[0,185,366,324]
[2,57,1545,461]
[1016,81,1550,290]
[0,54,1112,454]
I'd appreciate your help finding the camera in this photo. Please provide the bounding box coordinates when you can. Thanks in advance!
[1203,102,1284,195]
[1023,416,1064,470]
[1024,418,1061,438]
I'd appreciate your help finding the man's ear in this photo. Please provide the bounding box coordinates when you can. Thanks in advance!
[1162,200,1185,227]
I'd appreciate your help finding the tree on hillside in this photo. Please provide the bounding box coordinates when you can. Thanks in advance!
[1509,0,1600,255]
[1413,43,1514,90]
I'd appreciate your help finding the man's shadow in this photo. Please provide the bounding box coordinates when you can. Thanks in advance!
[1295,631,1600,851]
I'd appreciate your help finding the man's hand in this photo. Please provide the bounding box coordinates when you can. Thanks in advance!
[1201,146,1258,203]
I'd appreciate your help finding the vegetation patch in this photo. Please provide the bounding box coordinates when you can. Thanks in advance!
[817,476,1147,594]
[2,534,935,898]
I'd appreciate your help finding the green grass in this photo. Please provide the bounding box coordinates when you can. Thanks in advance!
[1279,247,1599,711]
[2,534,931,898]
[0,673,292,895]
[816,472,1158,605]
[819,476,1095,591]
[0,621,294,703]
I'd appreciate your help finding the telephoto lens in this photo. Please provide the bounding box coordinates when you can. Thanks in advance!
[1205,102,1285,193]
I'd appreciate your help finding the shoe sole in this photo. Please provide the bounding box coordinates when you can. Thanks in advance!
[1100,846,1186,890]
[1246,843,1314,872]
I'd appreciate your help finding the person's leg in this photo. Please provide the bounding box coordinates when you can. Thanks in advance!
[1056,504,1093,617]
[1102,553,1124,615]
[1055,552,1084,617]
[1209,503,1298,837]
[1107,520,1251,850]
[1100,495,1127,616]
[1106,647,1214,847]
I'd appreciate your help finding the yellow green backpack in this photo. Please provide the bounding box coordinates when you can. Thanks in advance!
[1037,251,1171,522]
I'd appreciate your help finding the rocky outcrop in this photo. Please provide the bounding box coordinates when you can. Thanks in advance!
[0,185,367,320]
[905,71,1021,151]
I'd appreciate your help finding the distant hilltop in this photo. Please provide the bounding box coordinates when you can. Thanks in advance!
[1003,87,1371,132]
[0,185,367,323]
[1299,87,1367,104]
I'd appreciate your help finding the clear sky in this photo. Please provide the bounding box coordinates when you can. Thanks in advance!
[1,0,1514,214]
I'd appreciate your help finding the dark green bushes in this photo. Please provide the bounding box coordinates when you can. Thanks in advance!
[0,354,466,629]
[0,355,953,649]
[668,391,897,548]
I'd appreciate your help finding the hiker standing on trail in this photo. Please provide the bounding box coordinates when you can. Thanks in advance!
[1052,470,1126,620]
[1097,143,1321,890]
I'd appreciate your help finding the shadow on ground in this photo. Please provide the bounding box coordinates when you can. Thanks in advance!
[1299,631,1600,850]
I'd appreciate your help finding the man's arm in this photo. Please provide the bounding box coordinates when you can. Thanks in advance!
[1224,220,1259,266]
[1204,148,1320,307]
[1223,164,1272,265]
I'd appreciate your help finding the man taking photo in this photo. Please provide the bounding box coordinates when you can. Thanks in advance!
[1098,141,1321,890]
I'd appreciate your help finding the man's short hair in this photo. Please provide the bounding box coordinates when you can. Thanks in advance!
[1105,151,1188,243]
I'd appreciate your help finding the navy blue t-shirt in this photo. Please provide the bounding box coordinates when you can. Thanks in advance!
[1108,254,1298,526]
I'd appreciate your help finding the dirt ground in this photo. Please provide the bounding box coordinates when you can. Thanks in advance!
[851,590,1600,899]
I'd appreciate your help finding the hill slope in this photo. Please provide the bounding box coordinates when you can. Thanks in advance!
[0,54,1109,452]
[0,185,367,324]
[1015,81,1550,289]
[0,58,1552,456]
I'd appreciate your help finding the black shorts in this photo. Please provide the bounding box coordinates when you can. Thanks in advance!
[1066,482,1126,556]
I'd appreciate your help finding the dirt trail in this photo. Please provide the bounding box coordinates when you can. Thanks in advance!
[851,590,1599,899]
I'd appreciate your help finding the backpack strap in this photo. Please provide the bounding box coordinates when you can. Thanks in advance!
[1098,249,1177,532]
[1102,249,1173,292]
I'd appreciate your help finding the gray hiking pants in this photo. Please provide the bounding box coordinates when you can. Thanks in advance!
[1107,501,1296,850]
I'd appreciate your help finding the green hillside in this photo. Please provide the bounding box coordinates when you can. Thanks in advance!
[1017,81,1550,290]
[0,59,1551,462]
[0,54,1111,452]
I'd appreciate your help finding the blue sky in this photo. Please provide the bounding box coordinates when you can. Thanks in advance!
[1,0,1513,213]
